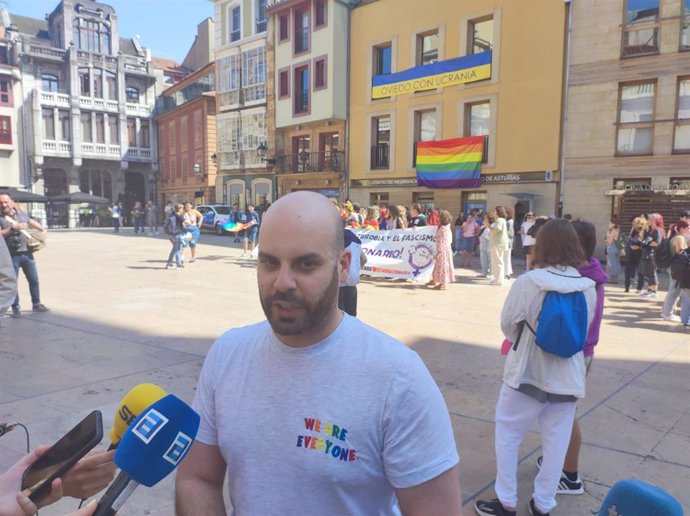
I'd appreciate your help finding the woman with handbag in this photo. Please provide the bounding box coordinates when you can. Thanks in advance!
[624,217,646,293]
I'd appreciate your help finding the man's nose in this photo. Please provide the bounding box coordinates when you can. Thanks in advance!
[273,265,297,292]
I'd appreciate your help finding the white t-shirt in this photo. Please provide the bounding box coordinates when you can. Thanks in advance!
[193,315,459,515]
[521,221,536,247]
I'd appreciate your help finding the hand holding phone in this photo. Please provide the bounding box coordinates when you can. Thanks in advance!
[21,411,103,502]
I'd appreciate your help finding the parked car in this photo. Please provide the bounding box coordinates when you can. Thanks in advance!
[196,204,232,235]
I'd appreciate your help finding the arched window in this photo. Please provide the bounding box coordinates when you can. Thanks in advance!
[126,86,140,103]
[73,17,111,54]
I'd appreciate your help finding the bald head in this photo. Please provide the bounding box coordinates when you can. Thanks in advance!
[261,192,344,257]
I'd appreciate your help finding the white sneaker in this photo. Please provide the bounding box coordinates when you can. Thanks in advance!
[240,252,247,258]
[662,314,681,322]
[641,290,657,298]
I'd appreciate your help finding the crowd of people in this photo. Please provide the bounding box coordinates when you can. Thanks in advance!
[1,187,688,515]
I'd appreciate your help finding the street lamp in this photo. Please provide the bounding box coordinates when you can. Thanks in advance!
[257,142,276,164]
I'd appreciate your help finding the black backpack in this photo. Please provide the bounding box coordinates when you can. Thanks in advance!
[655,238,673,269]
[671,249,690,282]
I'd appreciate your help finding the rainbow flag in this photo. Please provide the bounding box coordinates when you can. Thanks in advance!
[415,136,484,189]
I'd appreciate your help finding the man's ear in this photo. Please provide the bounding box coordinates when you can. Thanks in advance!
[338,249,352,283]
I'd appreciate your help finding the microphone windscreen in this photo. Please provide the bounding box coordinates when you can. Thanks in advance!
[114,394,200,487]
[109,384,168,445]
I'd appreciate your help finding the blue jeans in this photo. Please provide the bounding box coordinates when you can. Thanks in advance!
[11,253,41,308]
[680,288,690,325]
[664,279,681,318]
[479,240,491,276]
[167,236,184,267]
[606,244,620,280]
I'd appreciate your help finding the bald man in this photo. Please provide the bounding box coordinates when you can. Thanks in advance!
[175,192,462,516]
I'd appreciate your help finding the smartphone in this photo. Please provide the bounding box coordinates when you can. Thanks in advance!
[21,410,103,502]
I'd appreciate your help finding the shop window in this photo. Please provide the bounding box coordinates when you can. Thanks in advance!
[370,192,389,205]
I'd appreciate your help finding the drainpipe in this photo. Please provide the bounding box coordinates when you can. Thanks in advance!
[556,0,573,217]
[343,0,352,201]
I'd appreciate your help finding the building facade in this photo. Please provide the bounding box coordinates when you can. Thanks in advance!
[213,0,272,209]
[0,22,22,189]
[155,63,217,206]
[266,0,349,200]
[348,0,567,219]
[1,1,159,227]
[562,0,690,235]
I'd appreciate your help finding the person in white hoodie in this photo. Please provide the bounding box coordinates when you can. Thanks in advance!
[475,219,597,516]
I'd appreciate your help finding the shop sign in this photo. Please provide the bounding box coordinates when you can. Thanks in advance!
[481,171,555,184]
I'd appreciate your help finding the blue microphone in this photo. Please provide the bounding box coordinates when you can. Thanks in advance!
[93,394,200,516]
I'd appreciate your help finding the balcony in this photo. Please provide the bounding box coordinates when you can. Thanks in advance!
[40,91,71,108]
[81,142,121,159]
[276,151,343,174]
[125,103,152,117]
[79,96,119,112]
[42,140,72,157]
[123,56,149,74]
[28,45,67,61]
[370,144,389,169]
[125,147,152,161]
[219,149,265,169]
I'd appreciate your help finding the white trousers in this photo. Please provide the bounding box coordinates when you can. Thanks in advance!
[494,384,577,513]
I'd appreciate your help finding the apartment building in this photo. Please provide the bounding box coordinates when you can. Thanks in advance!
[348,0,568,219]
[156,63,217,207]
[0,22,21,188]
[1,1,159,227]
[265,0,350,200]
[562,0,690,232]
[213,0,272,209]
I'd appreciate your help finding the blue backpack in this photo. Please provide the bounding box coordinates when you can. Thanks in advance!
[518,288,588,358]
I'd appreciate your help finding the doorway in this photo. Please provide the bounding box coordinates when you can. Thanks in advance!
[124,172,145,226]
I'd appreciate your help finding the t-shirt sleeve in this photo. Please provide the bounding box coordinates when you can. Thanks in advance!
[382,353,459,489]
[192,340,221,446]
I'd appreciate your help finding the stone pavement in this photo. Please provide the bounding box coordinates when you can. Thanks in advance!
[0,229,688,515]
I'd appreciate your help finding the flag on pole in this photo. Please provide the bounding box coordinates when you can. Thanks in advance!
[415,136,484,189]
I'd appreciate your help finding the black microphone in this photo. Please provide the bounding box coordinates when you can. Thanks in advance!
[0,422,18,437]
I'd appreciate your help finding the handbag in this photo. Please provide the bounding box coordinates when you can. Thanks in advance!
[27,229,46,253]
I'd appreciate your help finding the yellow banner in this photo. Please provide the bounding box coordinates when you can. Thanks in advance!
[372,64,491,99]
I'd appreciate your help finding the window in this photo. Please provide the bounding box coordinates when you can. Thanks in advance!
[194,112,202,146]
[682,0,690,50]
[93,71,103,99]
[126,86,140,103]
[315,0,326,28]
[42,74,59,93]
[294,6,310,54]
[319,132,339,170]
[127,118,136,146]
[180,116,188,151]
[279,69,290,98]
[468,16,493,54]
[413,109,436,165]
[371,116,390,169]
[416,31,439,66]
[242,46,267,102]
[58,110,70,141]
[43,109,55,140]
[79,68,90,96]
[95,113,105,143]
[413,191,434,205]
[294,65,309,114]
[373,43,392,76]
[0,116,11,145]
[141,120,150,149]
[105,72,117,101]
[80,170,112,198]
[256,0,267,33]
[617,81,655,155]
[622,0,659,57]
[279,14,289,42]
[314,57,326,90]
[230,6,241,42]
[81,112,92,143]
[465,101,490,163]
[0,46,8,65]
[0,79,11,106]
[108,115,119,144]
[293,135,311,171]
[169,123,176,148]
[674,78,690,152]
[370,192,389,205]
[73,17,110,53]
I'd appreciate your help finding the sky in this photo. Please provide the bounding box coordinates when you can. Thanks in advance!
[4,0,214,63]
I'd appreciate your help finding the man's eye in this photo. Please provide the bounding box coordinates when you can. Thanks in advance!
[301,260,317,268]
[260,257,278,267]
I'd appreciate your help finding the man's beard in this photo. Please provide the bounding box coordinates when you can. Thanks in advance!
[260,266,339,337]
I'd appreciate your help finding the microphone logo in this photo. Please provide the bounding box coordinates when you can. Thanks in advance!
[163,432,193,466]
[118,405,137,425]
[132,409,169,444]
